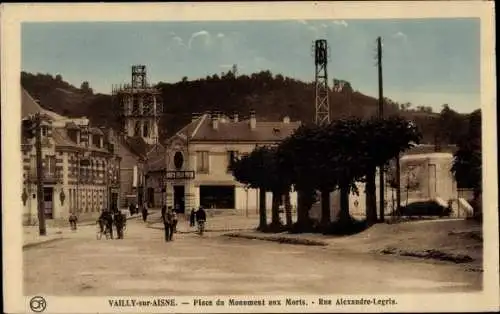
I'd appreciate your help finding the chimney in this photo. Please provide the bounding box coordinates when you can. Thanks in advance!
[283,116,290,124]
[249,110,256,129]
[192,112,200,122]
[212,113,219,130]
[233,112,239,122]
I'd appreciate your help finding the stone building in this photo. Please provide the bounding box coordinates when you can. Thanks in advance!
[21,88,121,224]
[310,144,473,221]
[111,65,165,208]
[157,111,301,214]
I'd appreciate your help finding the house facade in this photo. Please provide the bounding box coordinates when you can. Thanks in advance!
[310,144,472,221]
[158,111,301,214]
[21,88,121,224]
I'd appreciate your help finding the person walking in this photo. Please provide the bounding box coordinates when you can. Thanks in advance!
[129,202,135,217]
[189,208,196,227]
[172,207,178,233]
[163,206,175,242]
[142,203,148,222]
[195,206,207,235]
[68,212,78,231]
[114,210,125,239]
[99,209,114,239]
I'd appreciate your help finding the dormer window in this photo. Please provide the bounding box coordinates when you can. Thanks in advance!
[93,135,101,148]
[41,127,48,137]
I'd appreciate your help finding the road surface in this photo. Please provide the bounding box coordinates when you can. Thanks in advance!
[24,218,481,296]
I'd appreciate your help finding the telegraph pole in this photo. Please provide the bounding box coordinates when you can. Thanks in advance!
[35,113,47,236]
[377,36,385,223]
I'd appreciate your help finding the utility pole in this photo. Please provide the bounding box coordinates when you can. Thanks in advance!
[395,153,401,216]
[377,36,385,223]
[35,113,47,236]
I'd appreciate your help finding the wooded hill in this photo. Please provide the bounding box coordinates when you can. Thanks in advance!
[21,70,473,144]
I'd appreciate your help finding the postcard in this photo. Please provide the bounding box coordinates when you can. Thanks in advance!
[1,1,498,313]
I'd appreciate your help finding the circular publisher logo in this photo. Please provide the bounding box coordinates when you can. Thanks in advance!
[29,296,46,312]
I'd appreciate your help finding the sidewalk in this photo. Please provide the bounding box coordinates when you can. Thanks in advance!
[224,219,483,270]
[23,211,142,249]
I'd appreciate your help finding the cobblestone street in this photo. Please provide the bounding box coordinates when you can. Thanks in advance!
[23,214,481,296]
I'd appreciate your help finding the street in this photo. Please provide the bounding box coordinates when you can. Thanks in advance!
[24,217,481,296]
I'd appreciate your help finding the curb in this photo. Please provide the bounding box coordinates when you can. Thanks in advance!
[23,237,65,250]
[224,233,328,246]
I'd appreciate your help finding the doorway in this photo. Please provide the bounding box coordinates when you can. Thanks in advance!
[147,187,155,207]
[173,185,185,213]
[110,192,118,210]
[43,187,54,219]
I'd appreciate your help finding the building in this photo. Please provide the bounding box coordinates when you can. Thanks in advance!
[21,88,121,224]
[159,111,301,214]
[309,144,474,221]
[111,65,165,208]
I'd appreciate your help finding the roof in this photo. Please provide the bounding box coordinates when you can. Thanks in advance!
[145,145,167,172]
[52,128,110,153]
[170,113,301,143]
[401,152,454,161]
[122,136,165,160]
[402,144,458,156]
[21,88,65,120]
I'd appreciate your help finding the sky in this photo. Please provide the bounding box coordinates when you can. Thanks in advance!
[21,18,480,113]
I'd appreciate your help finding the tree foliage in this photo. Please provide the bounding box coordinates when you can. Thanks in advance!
[230,145,290,230]
[451,109,482,191]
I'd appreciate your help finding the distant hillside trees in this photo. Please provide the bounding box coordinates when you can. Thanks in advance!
[22,70,471,145]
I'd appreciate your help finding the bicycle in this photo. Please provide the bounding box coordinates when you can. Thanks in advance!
[96,219,112,240]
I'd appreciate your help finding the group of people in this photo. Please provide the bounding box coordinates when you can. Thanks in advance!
[70,201,208,242]
[128,202,150,223]
[160,206,207,242]
[97,208,127,239]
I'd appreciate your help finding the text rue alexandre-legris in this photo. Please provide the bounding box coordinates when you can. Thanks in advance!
[333,298,397,306]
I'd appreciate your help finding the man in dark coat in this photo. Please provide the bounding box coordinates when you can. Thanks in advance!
[68,212,78,231]
[114,210,125,239]
[99,209,114,239]
[163,206,175,242]
[189,208,196,227]
[142,203,148,222]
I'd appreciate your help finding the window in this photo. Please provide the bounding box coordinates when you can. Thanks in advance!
[134,122,141,137]
[227,150,238,172]
[68,130,77,143]
[143,122,149,138]
[174,151,184,170]
[41,127,48,137]
[30,156,36,177]
[46,156,56,177]
[93,135,101,148]
[196,151,209,173]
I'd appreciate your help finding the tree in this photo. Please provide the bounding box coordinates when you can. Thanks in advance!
[230,146,290,231]
[278,121,363,229]
[358,117,422,224]
[451,109,482,218]
[438,104,467,144]
[278,124,334,228]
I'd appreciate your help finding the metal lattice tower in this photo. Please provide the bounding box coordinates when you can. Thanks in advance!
[132,65,147,89]
[112,65,163,145]
[314,39,330,125]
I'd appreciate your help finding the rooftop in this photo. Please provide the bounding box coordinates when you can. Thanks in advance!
[171,112,301,143]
